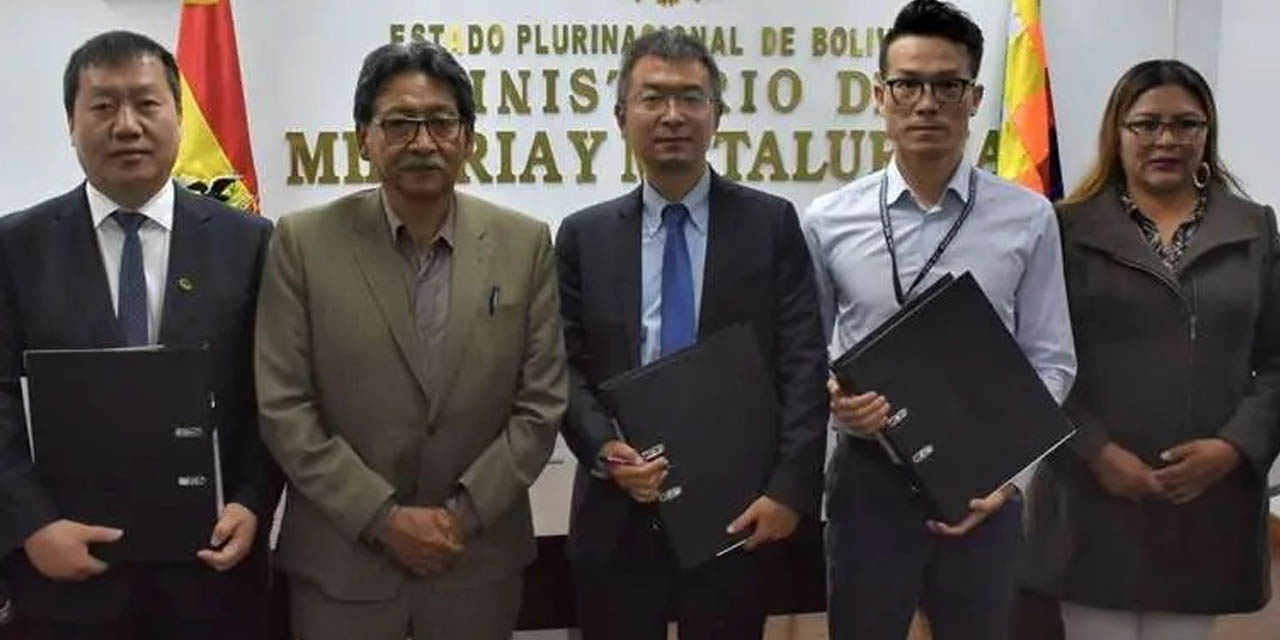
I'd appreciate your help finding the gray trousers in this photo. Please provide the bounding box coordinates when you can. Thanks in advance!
[1061,602,1214,640]
[289,573,522,640]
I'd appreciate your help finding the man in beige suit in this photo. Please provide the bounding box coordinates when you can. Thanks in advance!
[255,41,567,640]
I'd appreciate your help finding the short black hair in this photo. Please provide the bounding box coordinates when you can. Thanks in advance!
[880,0,985,79]
[63,30,181,117]
[616,28,725,115]
[353,41,476,129]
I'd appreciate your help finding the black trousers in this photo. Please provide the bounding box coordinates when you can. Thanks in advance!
[826,438,1023,640]
[573,503,767,640]
[21,570,265,640]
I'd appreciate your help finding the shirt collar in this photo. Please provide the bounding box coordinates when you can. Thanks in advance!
[381,187,457,250]
[1120,188,1208,226]
[884,155,973,211]
[641,166,711,235]
[86,179,175,231]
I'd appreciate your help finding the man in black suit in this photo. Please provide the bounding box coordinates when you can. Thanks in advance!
[556,28,828,640]
[0,31,280,639]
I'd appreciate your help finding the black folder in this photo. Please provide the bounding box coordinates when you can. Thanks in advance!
[599,324,776,569]
[831,272,1074,525]
[22,346,223,563]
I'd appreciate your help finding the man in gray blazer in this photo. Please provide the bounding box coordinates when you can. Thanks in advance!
[255,41,567,640]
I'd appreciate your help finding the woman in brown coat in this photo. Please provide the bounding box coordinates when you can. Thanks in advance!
[1025,59,1280,640]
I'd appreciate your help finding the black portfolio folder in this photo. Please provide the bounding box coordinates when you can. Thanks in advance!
[22,346,223,563]
[831,272,1074,525]
[599,324,777,569]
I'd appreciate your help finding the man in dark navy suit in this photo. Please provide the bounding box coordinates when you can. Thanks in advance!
[0,31,280,639]
[556,28,829,640]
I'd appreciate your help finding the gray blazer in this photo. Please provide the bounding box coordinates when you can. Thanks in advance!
[256,188,567,600]
[1026,184,1280,613]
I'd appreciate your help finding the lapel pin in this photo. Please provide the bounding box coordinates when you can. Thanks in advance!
[177,276,194,292]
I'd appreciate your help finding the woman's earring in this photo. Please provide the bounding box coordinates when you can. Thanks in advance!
[1194,162,1211,190]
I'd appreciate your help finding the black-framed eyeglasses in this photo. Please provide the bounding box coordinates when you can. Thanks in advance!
[630,90,716,115]
[1121,117,1208,143]
[882,77,975,106]
[375,115,463,145]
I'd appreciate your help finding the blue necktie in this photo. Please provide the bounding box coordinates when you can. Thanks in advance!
[113,211,149,346]
[660,203,695,356]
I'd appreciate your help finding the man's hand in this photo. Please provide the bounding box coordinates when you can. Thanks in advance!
[726,496,799,551]
[377,506,463,576]
[927,484,1015,537]
[827,378,890,436]
[1153,439,1241,504]
[1090,442,1165,502]
[196,503,258,571]
[23,520,122,581]
[598,440,669,503]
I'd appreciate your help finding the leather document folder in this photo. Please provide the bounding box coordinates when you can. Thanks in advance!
[22,346,223,563]
[599,324,777,569]
[831,272,1074,525]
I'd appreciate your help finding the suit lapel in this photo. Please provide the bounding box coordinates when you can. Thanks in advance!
[614,188,643,369]
[1072,188,1182,290]
[158,188,207,346]
[698,173,740,337]
[1073,185,1260,287]
[351,192,434,406]
[57,185,124,346]
[434,193,494,422]
[1178,185,1259,270]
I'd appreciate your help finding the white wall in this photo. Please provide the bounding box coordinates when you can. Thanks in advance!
[0,0,1218,214]
[0,1,180,213]
[2,0,1013,224]
[1215,0,1280,509]
[1041,0,1219,194]
[1217,0,1278,206]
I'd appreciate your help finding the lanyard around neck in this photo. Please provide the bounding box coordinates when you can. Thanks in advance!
[878,167,978,306]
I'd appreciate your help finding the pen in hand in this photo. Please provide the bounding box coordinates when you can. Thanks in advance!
[602,455,675,469]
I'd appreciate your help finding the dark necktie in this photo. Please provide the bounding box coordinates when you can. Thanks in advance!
[113,211,148,346]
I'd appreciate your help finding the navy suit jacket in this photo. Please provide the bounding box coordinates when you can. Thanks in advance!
[556,172,829,566]
[0,183,281,622]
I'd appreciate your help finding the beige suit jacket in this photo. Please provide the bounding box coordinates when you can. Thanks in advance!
[256,188,567,600]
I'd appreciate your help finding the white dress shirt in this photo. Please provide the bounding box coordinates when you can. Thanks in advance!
[85,180,174,344]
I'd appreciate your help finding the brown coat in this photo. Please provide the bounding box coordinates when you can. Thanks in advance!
[255,189,567,601]
[1025,184,1280,613]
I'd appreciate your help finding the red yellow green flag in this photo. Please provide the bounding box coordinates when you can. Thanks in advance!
[173,0,259,212]
[998,0,1063,200]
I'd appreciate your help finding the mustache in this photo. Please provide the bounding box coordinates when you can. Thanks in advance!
[396,155,448,171]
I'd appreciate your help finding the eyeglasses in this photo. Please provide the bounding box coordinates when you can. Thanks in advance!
[630,90,716,115]
[1121,117,1208,143]
[882,77,975,106]
[375,115,463,146]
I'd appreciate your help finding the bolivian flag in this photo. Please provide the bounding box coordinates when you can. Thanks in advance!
[997,0,1063,201]
[173,0,259,212]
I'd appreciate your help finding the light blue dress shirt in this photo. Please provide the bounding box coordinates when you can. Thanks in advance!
[640,169,711,366]
[802,158,1077,491]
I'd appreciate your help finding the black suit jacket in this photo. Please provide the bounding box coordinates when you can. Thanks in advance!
[0,183,282,623]
[556,172,828,566]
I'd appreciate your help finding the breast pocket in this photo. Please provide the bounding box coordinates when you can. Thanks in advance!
[710,263,772,325]
[475,285,526,358]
